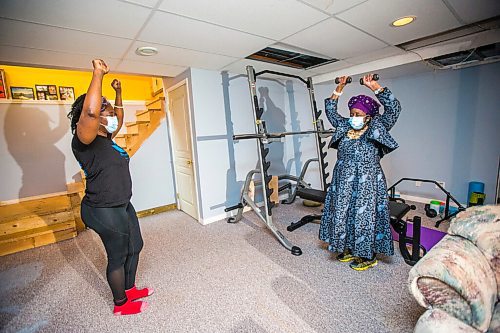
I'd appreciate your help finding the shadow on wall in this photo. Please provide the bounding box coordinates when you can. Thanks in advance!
[221,72,308,208]
[258,85,286,176]
[285,80,302,176]
[4,105,69,199]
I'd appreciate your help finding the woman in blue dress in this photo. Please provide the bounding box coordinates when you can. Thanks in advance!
[319,74,401,271]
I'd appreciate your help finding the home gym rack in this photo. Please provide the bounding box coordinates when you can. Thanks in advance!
[224,66,333,256]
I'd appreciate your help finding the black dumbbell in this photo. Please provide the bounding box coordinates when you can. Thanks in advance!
[335,76,352,84]
[359,74,379,85]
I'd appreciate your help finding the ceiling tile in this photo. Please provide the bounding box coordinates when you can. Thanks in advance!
[444,0,500,24]
[0,45,121,71]
[118,0,159,8]
[337,0,462,45]
[0,0,152,39]
[158,0,328,40]
[0,19,132,59]
[138,11,273,58]
[345,46,406,65]
[304,60,352,75]
[282,18,387,59]
[300,0,367,14]
[115,59,186,76]
[125,42,238,69]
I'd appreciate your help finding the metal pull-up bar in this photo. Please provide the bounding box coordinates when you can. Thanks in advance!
[233,129,333,141]
[254,70,309,85]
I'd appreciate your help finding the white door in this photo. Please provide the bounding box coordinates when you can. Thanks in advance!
[169,84,198,219]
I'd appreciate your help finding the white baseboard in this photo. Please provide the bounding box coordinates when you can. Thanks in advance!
[399,194,432,204]
[199,213,229,225]
[399,193,463,207]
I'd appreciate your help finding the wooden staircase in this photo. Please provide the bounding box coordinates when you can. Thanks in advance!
[114,97,165,157]
[0,97,166,257]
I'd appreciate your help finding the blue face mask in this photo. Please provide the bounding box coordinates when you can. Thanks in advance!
[101,116,119,133]
[349,116,365,130]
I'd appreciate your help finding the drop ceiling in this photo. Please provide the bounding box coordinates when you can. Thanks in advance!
[0,0,498,79]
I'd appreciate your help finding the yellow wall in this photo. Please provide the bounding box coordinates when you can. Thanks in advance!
[0,65,154,100]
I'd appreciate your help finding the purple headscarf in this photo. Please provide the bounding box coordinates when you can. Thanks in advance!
[348,94,380,116]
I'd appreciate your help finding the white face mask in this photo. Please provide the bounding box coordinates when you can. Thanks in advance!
[101,116,118,133]
[349,116,365,130]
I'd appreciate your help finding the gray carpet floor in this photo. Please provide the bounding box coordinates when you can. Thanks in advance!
[0,202,427,333]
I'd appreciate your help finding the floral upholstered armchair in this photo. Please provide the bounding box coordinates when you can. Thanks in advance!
[408,205,500,333]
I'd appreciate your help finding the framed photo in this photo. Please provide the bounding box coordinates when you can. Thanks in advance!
[36,84,58,100]
[11,87,35,100]
[36,91,47,100]
[48,85,57,95]
[0,69,7,99]
[35,85,48,100]
[59,86,75,101]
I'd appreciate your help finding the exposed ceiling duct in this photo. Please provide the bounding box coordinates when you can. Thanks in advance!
[427,42,500,69]
[313,16,500,83]
[397,16,500,51]
[397,16,500,70]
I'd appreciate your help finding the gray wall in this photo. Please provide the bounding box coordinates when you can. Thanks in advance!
[129,118,176,211]
[314,62,500,204]
[0,101,175,212]
[0,102,77,200]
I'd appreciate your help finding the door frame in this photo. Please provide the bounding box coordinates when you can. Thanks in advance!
[165,78,201,222]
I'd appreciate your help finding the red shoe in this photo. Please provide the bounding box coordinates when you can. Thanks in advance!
[113,299,148,316]
[125,285,154,301]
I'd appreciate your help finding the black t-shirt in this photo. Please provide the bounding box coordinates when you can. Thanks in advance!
[72,134,132,207]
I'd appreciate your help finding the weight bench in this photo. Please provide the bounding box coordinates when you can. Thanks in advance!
[287,187,326,232]
[287,187,425,265]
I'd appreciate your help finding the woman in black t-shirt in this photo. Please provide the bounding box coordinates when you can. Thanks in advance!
[68,59,152,316]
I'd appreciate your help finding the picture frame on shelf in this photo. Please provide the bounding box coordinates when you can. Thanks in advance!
[36,91,47,100]
[10,87,35,100]
[0,69,7,99]
[59,86,75,101]
[35,85,48,100]
[47,85,58,99]
[36,84,58,100]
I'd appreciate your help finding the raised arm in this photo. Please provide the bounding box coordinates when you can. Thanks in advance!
[325,76,349,127]
[111,79,123,139]
[375,88,401,130]
[77,59,109,144]
[361,74,401,131]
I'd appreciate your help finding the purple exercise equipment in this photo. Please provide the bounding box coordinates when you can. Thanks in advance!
[391,222,447,251]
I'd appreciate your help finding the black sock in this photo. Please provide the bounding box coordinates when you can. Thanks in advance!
[114,297,128,306]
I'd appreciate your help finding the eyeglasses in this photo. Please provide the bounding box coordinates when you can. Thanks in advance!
[100,96,109,112]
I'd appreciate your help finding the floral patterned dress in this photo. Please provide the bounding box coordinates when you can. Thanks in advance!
[319,88,401,258]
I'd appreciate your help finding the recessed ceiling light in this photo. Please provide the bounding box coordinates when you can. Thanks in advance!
[135,46,158,56]
[391,16,416,27]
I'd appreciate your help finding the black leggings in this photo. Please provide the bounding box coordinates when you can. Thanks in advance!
[81,201,144,304]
